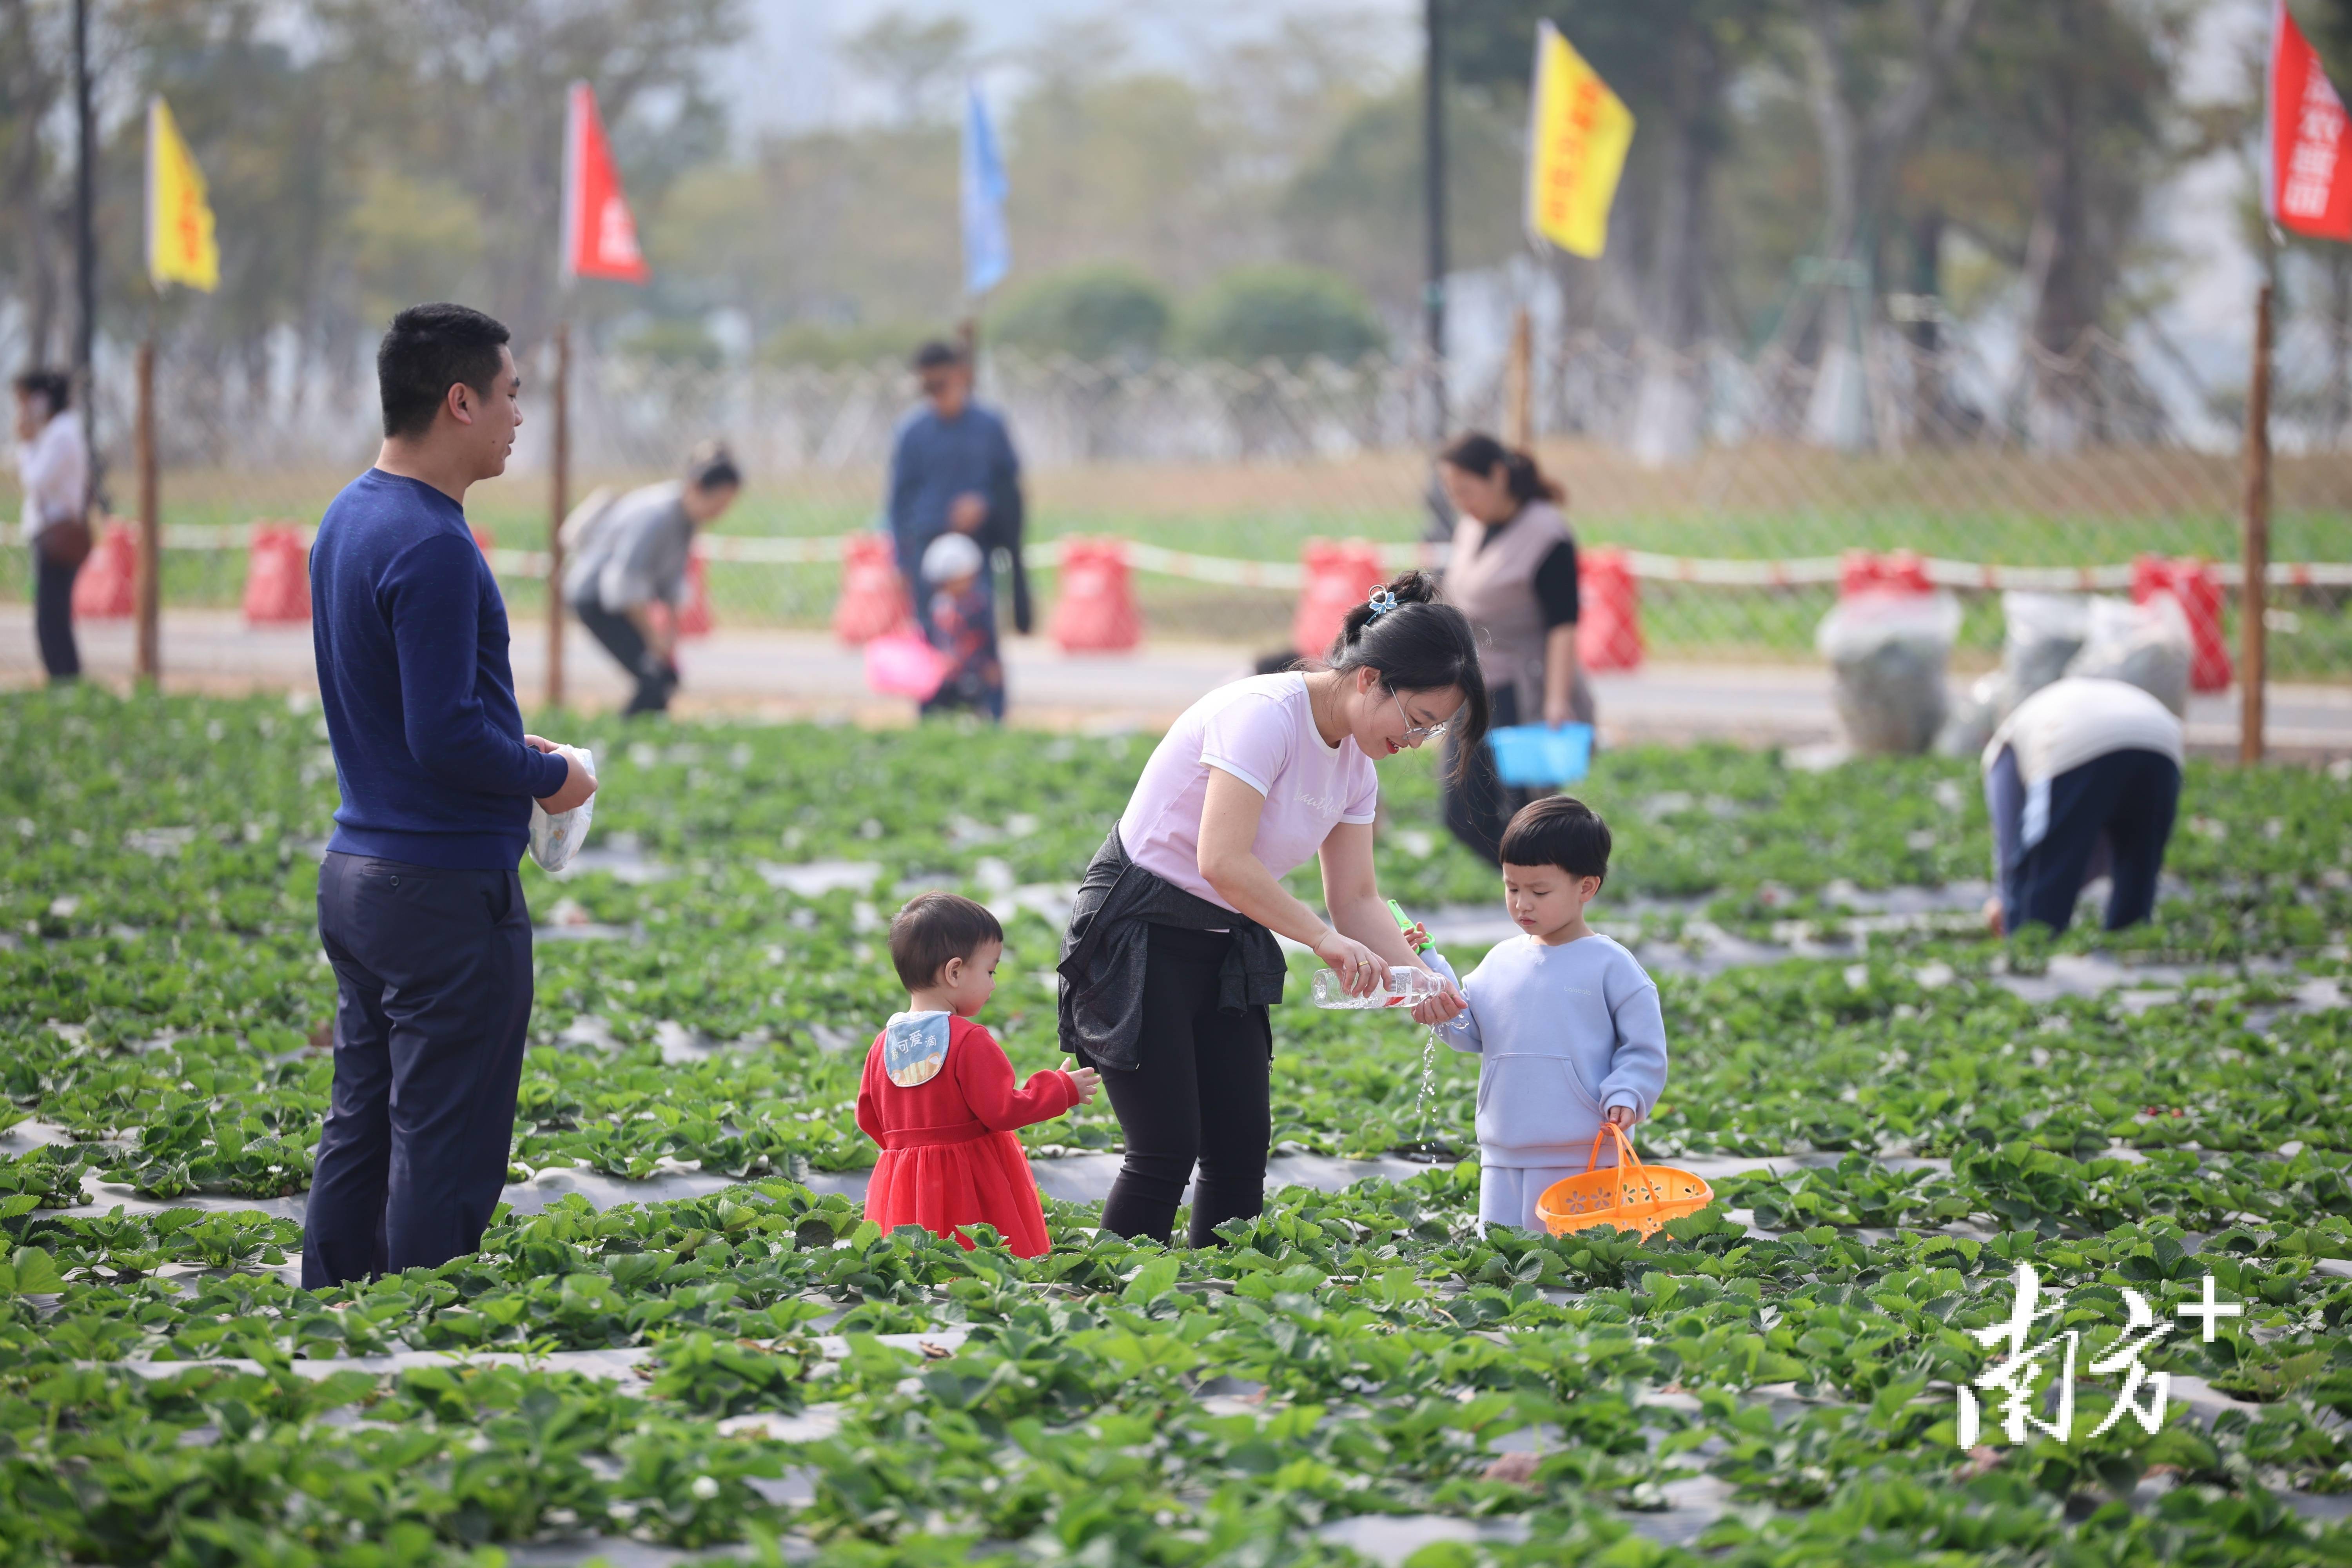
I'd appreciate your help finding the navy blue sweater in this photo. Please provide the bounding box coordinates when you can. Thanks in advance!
[310,468,568,869]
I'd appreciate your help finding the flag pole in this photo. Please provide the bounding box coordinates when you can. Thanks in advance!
[1423,0,1448,438]
[548,320,569,711]
[2242,282,2273,765]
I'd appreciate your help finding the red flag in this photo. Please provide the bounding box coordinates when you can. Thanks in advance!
[2268,0,2352,241]
[561,82,650,283]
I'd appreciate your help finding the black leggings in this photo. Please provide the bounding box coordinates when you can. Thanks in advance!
[34,549,80,682]
[1089,924,1272,1248]
[574,599,677,716]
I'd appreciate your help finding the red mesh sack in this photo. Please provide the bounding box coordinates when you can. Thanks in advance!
[1049,537,1142,653]
[834,534,913,644]
[242,524,310,625]
[1292,538,1388,659]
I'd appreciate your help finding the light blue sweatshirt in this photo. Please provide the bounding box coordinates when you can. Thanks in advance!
[1433,933,1669,1168]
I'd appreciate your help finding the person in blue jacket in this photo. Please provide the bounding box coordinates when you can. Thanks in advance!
[884,340,1030,719]
[302,303,598,1288]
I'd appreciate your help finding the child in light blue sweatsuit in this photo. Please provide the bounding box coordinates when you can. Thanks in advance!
[1430,796,1668,1233]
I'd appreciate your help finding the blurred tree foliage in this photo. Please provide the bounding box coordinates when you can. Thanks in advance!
[1175,264,1387,366]
[989,264,1171,362]
[0,0,2304,454]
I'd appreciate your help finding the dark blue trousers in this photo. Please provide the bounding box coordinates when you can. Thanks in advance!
[303,851,532,1287]
[1990,747,2181,937]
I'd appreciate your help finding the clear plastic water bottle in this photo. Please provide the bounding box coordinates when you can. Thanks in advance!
[1310,965,1446,1010]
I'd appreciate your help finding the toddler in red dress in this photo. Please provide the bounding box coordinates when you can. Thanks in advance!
[858,892,1099,1257]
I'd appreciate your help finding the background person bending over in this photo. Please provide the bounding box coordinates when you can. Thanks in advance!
[565,441,741,717]
[1058,572,1485,1249]
[1982,675,2183,938]
[1434,432,1591,865]
[303,303,597,1289]
[11,368,89,684]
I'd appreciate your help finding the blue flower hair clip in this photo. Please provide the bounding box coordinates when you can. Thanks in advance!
[1366,587,1400,621]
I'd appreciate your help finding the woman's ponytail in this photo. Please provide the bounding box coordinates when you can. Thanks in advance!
[1326,570,1491,782]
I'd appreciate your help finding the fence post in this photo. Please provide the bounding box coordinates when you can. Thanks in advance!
[547,322,569,711]
[135,337,158,686]
[1506,307,1533,449]
[2242,283,2272,766]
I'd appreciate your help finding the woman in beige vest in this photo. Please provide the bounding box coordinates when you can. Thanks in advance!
[1434,433,1594,864]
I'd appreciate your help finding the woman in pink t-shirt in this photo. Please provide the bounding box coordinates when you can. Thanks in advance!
[1057,571,1490,1246]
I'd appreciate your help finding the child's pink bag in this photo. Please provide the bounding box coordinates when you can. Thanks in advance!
[865,632,952,701]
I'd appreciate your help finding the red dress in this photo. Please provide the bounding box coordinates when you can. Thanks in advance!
[856,1013,1078,1258]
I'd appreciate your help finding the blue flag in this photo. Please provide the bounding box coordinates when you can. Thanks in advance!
[961,81,1009,298]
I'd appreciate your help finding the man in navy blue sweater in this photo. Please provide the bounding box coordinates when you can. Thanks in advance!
[303,303,597,1288]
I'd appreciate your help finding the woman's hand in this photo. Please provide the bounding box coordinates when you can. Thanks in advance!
[1313,927,1388,998]
[1604,1105,1637,1129]
[1543,691,1577,729]
[1409,974,1466,1028]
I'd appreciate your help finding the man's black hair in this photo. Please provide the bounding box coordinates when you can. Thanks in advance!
[911,339,965,372]
[377,304,512,439]
[1499,795,1611,883]
[11,368,71,414]
[889,891,1004,991]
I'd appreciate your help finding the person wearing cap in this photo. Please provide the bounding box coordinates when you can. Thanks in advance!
[918,530,1004,719]
[884,341,1030,710]
[565,441,742,716]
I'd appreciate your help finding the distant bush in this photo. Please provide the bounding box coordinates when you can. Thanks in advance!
[760,321,947,368]
[619,318,725,369]
[988,264,1172,361]
[1175,265,1388,367]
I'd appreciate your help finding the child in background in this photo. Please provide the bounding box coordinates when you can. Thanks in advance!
[919,530,1006,721]
[858,892,1099,1256]
[1434,797,1668,1233]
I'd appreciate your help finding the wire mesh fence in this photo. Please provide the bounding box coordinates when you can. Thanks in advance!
[7,330,2348,677]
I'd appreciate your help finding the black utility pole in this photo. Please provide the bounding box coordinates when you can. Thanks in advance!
[73,0,96,412]
[1423,0,1447,437]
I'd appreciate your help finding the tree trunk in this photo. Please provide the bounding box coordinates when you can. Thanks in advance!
[2329,248,2352,447]
[1783,0,1983,448]
[2019,0,2096,451]
[1632,13,1722,466]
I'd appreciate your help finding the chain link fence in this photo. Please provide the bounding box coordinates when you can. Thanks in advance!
[7,329,2348,677]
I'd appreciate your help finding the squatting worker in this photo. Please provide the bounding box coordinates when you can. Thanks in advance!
[564,440,742,717]
[1982,675,2183,938]
[1434,433,1592,865]
[302,304,598,1289]
[1058,572,1486,1247]
[885,339,1030,720]
[11,367,89,684]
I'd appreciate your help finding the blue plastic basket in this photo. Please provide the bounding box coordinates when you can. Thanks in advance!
[1487,722,1594,788]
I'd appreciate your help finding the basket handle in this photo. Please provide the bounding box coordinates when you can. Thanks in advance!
[1581,1121,1646,1215]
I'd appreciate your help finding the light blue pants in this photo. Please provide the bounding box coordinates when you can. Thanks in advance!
[1479,1163,1587,1235]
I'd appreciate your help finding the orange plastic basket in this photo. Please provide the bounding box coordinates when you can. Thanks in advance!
[1536,1124,1714,1239]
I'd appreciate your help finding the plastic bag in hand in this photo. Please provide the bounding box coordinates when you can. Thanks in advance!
[527,747,598,873]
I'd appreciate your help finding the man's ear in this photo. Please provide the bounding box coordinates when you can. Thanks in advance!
[446,381,476,427]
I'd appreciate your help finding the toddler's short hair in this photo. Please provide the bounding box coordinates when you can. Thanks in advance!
[889,891,1004,990]
[1499,795,1611,884]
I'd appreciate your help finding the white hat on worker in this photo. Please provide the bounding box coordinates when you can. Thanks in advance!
[922,531,984,584]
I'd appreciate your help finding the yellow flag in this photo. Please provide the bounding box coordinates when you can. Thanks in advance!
[147,97,219,292]
[1525,22,1634,259]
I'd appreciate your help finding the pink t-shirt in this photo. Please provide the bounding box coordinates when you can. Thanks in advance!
[1118,673,1380,911]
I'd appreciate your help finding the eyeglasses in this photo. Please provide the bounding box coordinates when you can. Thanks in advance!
[1391,689,1449,744]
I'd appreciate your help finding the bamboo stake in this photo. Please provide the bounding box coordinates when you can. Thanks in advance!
[2242,284,2272,766]
[547,322,569,710]
[135,338,159,685]
[1506,307,1533,449]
